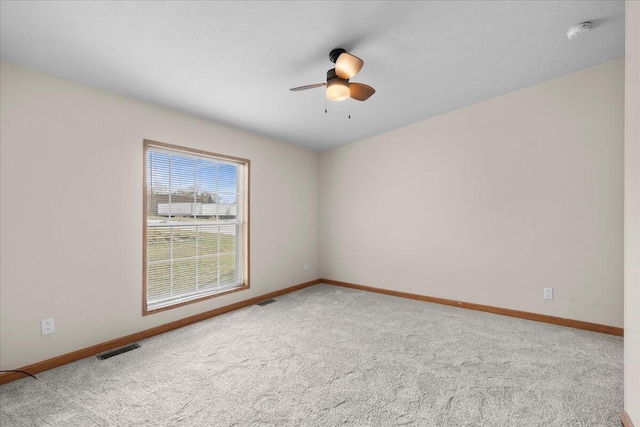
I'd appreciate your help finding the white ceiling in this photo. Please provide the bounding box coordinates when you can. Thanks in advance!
[0,1,625,151]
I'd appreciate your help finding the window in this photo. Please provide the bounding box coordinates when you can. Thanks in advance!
[143,140,249,314]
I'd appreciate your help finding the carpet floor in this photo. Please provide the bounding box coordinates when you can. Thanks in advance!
[0,284,623,426]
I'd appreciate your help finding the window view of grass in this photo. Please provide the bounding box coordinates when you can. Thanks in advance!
[147,225,238,301]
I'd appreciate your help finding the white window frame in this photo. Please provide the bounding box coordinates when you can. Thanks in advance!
[143,139,250,315]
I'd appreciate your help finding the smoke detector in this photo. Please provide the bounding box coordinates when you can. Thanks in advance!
[566,22,592,40]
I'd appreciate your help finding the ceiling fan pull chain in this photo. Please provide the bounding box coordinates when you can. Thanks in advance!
[325,97,328,114]
[348,99,351,119]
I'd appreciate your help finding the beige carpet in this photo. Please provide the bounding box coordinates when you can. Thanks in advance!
[0,284,623,426]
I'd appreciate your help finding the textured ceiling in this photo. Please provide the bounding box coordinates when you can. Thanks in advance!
[0,1,625,151]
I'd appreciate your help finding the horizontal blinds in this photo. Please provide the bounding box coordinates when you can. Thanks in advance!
[146,145,243,310]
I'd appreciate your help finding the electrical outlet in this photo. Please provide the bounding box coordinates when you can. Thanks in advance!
[544,288,554,300]
[41,318,54,336]
[304,262,308,271]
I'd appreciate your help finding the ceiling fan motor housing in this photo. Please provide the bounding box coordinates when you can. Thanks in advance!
[329,48,346,63]
[326,68,346,82]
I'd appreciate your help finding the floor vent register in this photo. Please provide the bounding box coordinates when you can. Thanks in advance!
[96,343,140,360]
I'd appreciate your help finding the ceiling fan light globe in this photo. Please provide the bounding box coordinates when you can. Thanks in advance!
[335,53,364,79]
[326,79,350,101]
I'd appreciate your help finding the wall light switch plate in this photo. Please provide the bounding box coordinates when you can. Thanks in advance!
[544,288,554,300]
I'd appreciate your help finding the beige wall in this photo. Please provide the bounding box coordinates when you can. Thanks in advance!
[320,58,624,328]
[0,62,320,370]
[625,1,640,423]
[0,55,628,373]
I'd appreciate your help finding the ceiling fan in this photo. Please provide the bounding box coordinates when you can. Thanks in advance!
[290,48,375,102]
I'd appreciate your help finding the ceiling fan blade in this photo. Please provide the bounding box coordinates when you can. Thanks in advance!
[349,83,375,101]
[335,52,364,79]
[290,83,327,91]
